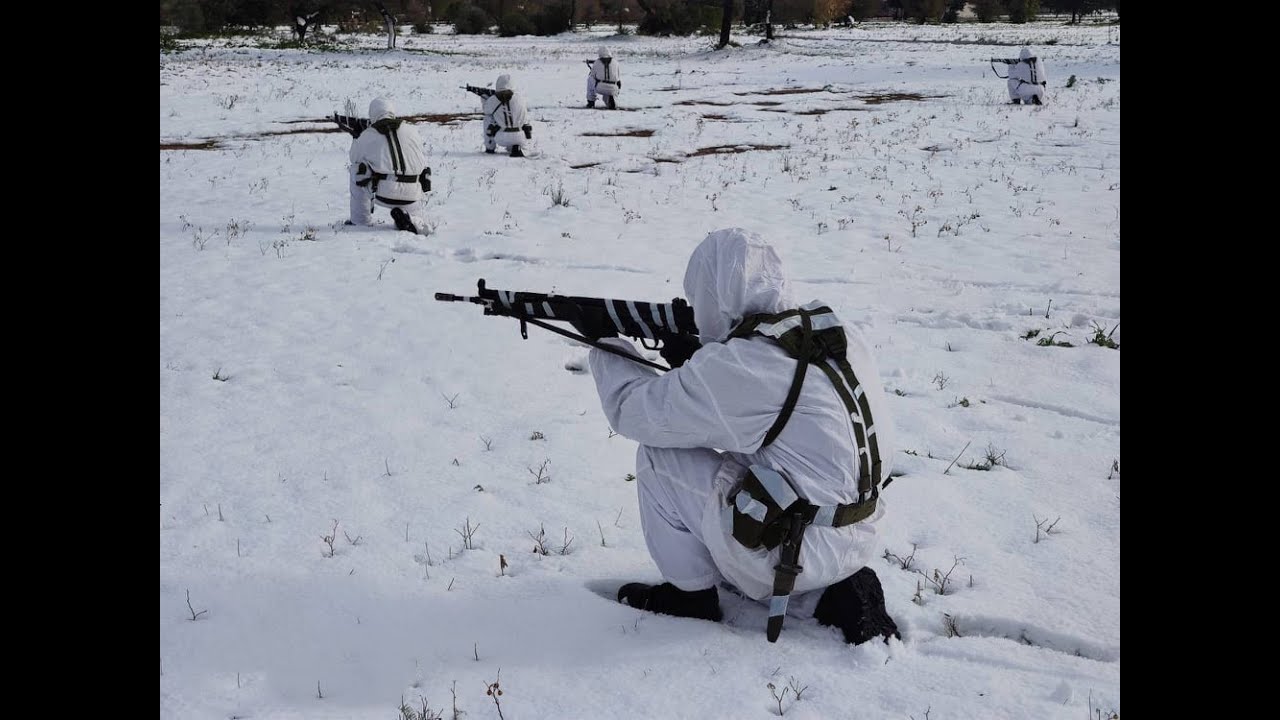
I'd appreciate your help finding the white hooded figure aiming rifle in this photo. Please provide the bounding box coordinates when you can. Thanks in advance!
[581,228,901,645]
[993,47,1048,105]
[586,46,621,109]
[481,74,533,158]
[348,98,431,234]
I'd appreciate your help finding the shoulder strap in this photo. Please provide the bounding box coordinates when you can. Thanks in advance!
[381,127,406,175]
[762,313,810,448]
[730,304,883,498]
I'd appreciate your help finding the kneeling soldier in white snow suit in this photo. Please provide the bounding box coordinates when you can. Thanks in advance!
[1005,47,1048,105]
[583,228,901,645]
[482,75,532,158]
[586,46,621,109]
[349,98,431,233]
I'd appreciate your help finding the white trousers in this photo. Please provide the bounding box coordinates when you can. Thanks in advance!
[349,169,426,227]
[1008,79,1046,104]
[635,445,881,618]
[587,75,618,102]
[484,128,526,152]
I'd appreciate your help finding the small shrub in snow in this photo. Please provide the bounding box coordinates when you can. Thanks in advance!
[484,670,506,719]
[960,443,1006,471]
[185,589,208,621]
[545,181,570,208]
[321,520,339,557]
[943,613,961,638]
[557,527,575,555]
[529,524,550,555]
[1087,321,1119,349]
[455,516,479,550]
[1033,514,1061,543]
[899,205,927,237]
[399,696,443,720]
[768,677,807,716]
[528,459,551,484]
[918,556,964,596]
[883,543,918,571]
[1036,331,1073,347]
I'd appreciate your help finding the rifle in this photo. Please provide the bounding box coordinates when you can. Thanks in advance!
[583,59,595,67]
[435,279,698,372]
[462,85,496,99]
[989,57,1036,79]
[332,113,371,138]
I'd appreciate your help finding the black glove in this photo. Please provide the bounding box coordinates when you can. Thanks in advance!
[617,80,622,90]
[487,123,499,137]
[658,333,702,369]
[523,124,533,140]
[562,303,618,340]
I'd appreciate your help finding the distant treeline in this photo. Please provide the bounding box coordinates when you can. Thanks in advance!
[160,0,1119,36]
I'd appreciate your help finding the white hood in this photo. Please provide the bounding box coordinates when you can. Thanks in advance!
[369,97,395,122]
[683,228,793,343]
[1019,47,1033,60]
[495,74,513,92]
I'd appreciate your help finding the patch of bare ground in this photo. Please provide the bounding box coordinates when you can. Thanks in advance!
[580,129,655,138]
[160,140,219,151]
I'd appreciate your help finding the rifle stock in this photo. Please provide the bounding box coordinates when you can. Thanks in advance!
[332,113,370,138]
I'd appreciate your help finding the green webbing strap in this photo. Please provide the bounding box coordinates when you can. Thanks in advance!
[760,313,811,449]
[810,361,874,499]
[832,497,878,526]
[731,306,884,497]
[833,355,883,497]
[766,510,807,643]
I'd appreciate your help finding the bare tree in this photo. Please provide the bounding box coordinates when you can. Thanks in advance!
[377,2,397,48]
[718,0,733,48]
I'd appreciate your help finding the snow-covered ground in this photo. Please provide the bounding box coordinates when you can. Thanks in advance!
[160,21,1120,720]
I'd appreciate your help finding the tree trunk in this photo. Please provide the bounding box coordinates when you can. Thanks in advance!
[718,0,732,48]
[377,3,396,48]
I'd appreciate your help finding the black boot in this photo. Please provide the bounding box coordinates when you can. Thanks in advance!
[606,95,617,110]
[1010,98,1021,105]
[509,145,525,158]
[814,567,900,645]
[485,147,496,154]
[618,582,723,622]
[1031,95,1042,106]
[587,99,595,108]
[390,207,418,234]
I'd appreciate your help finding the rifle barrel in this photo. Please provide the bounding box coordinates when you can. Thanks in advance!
[434,293,484,303]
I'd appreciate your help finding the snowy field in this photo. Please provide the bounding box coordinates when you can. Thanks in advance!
[160,21,1120,720]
